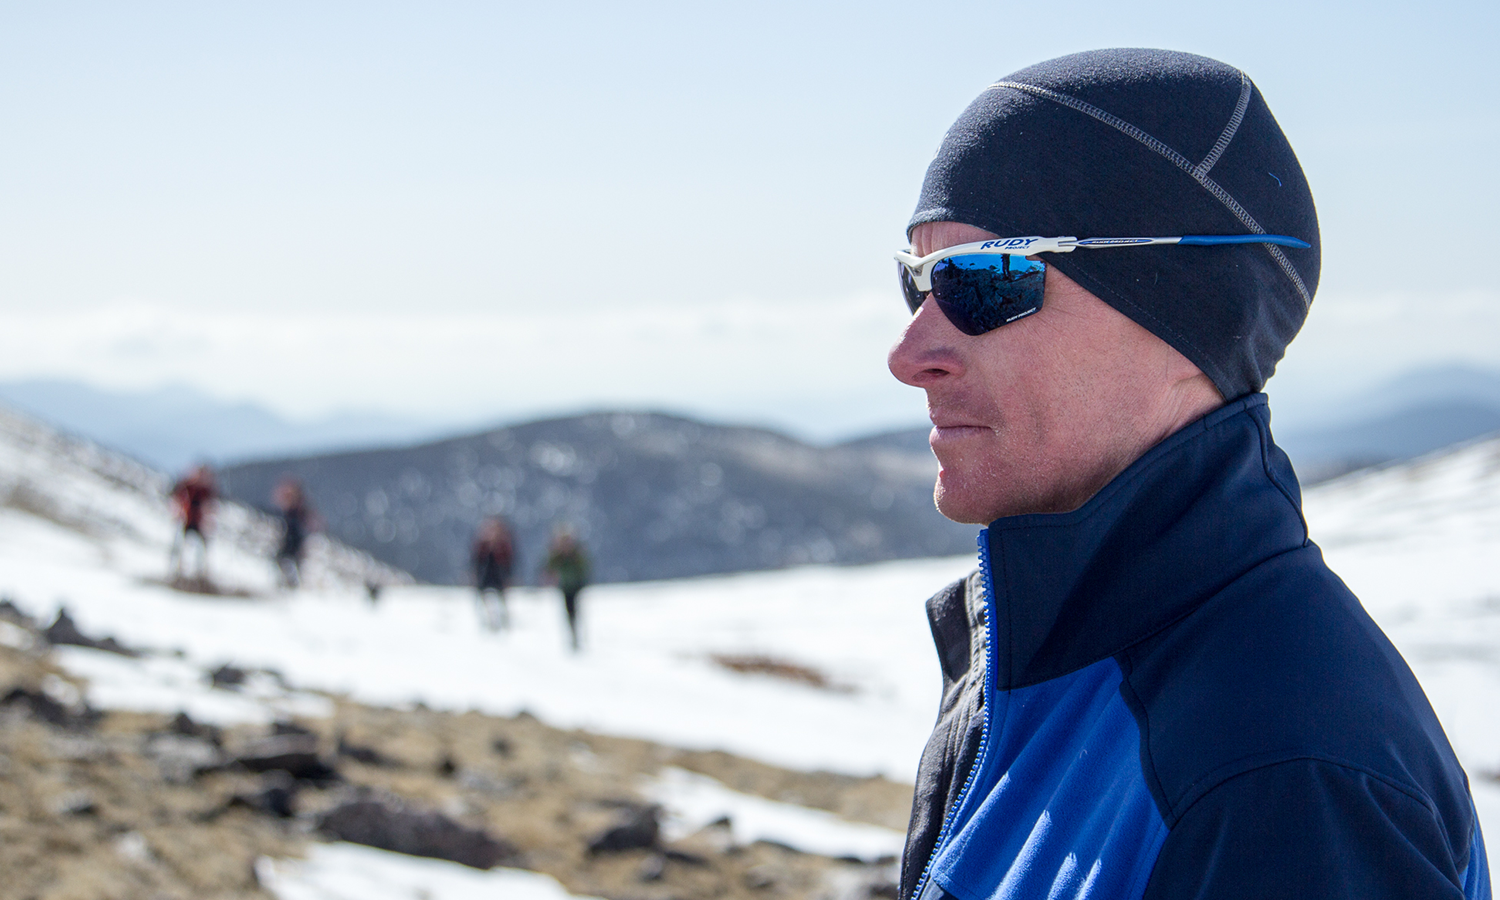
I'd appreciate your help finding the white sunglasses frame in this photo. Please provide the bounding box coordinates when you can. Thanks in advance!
[894,233,1311,292]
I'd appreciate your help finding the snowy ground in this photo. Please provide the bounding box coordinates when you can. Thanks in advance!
[255,843,602,900]
[2,408,1497,892]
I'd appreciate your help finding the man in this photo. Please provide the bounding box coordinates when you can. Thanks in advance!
[888,49,1489,900]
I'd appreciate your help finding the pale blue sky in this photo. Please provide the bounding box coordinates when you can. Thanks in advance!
[1,1,1495,437]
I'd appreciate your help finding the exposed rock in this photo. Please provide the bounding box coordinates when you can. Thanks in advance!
[587,802,661,854]
[228,773,299,819]
[231,733,341,784]
[167,710,223,746]
[144,732,223,784]
[316,794,521,870]
[208,663,247,688]
[271,719,315,737]
[0,597,32,625]
[0,686,99,730]
[43,608,138,656]
[337,733,392,767]
[50,790,98,816]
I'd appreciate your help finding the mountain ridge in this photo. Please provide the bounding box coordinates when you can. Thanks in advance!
[218,410,969,585]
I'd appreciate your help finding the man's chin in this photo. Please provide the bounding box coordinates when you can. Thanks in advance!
[933,479,995,526]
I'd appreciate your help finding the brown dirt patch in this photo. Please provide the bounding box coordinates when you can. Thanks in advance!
[709,654,854,693]
[0,627,912,900]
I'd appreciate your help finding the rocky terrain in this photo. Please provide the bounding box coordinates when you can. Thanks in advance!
[0,605,910,900]
[219,412,972,585]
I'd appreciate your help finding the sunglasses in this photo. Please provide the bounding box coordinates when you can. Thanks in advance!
[895,234,1312,336]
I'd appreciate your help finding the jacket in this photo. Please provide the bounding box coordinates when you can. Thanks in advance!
[901,395,1489,900]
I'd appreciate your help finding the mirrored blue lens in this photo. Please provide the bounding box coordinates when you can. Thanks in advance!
[929,254,1046,335]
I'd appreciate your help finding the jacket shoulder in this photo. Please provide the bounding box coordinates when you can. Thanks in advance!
[1120,544,1475,869]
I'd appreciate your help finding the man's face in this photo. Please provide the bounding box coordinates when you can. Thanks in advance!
[888,222,1219,524]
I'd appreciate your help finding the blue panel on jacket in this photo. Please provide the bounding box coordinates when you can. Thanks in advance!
[930,658,1166,900]
[1465,816,1490,900]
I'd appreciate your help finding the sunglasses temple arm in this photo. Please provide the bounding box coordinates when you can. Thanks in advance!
[1174,234,1313,249]
[1071,235,1311,250]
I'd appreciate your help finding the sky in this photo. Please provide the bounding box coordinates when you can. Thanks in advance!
[1,0,1496,440]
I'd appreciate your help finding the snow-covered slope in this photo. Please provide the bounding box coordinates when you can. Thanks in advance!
[0,405,409,595]
[1,405,1496,864]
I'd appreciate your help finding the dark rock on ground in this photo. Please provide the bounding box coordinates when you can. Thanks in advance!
[337,734,393,767]
[1,686,100,730]
[588,802,661,854]
[232,733,341,784]
[0,598,32,625]
[168,710,223,746]
[229,773,299,819]
[317,794,521,870]
[209,663,247,688]
[272,719,316,737]
[43,608,138,656]
[49,791,98,817]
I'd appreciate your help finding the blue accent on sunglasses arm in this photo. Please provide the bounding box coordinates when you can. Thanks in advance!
[1176,234,1311,248]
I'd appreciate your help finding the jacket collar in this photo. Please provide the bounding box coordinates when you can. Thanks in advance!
[979,394,1308,690]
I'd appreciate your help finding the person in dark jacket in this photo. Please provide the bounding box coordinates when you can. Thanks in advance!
[471,517,515,631]
[273,477,317,589]
[542,526,590,652]
[887,49,1488,900]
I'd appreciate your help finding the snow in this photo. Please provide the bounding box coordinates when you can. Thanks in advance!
[645,767,904,862]
[2,407,1498,886]
[254,843,599,900]
[53,645,334,725]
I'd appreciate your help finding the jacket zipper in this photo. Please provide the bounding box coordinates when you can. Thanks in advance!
[909,530,1001,900]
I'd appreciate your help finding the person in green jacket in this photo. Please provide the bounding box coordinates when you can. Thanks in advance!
[543,526,590,652]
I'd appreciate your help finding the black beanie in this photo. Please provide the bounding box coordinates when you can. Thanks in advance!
[910,48,1319,400]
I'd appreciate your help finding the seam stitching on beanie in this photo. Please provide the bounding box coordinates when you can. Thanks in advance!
[1195,73,1251,176]
[989,80,1312,309]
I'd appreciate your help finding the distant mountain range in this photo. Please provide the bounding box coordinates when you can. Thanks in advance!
[0,380,469,472]
[217,411,972,585]
[1271,365,1500,482]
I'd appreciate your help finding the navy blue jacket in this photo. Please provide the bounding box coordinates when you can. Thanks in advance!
[901,395,1489,900]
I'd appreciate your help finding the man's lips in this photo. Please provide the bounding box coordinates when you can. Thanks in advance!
[929,423,993,443]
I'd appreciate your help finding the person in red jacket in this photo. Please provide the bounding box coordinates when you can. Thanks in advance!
[168,464,216,581]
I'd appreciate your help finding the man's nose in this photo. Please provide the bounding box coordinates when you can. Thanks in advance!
[888,298,964,388]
